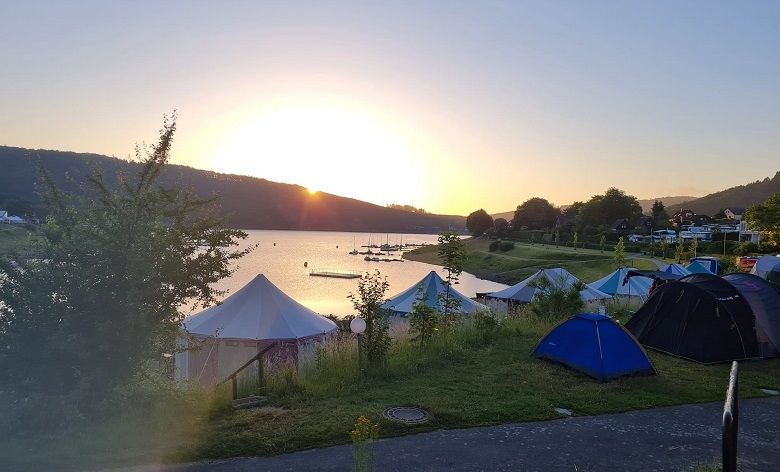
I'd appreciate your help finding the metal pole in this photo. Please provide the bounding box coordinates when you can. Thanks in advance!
[722,361,739,472]
[231,376,238,401]
[357,333,363,373]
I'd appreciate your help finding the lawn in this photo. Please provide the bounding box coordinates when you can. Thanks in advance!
[405,238,658,285]
[0,224,40,256]
[183,316,780,463]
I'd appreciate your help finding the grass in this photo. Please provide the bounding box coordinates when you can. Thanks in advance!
[181,313,780,463]
[404,238,657,285]
[0,224,40,256]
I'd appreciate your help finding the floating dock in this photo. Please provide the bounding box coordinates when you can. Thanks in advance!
[309,269,362,279]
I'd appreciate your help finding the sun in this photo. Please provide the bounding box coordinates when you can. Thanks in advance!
[210,103,421,206]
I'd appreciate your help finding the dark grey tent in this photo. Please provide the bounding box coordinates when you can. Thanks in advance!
[722,273,780,357]
[625,273,780,364]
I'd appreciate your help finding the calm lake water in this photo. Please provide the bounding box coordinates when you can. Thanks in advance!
[203,230,508,316]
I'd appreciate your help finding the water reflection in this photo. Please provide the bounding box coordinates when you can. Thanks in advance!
[203,230,508,316]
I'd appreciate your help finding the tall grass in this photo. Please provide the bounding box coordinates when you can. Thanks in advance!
[251,310,558,407]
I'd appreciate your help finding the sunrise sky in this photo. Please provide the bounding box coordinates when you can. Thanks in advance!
[2,1,778,215]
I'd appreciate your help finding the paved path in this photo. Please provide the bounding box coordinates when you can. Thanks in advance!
[121,397,780,472]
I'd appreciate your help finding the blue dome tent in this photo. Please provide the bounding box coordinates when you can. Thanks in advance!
[533,313,654,381]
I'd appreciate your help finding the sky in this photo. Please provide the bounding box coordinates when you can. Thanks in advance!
[1,1,778,215]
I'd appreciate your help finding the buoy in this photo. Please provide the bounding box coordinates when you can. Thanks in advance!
[304,261,308,267]
[273,242,276,246]
[336,245,339,248]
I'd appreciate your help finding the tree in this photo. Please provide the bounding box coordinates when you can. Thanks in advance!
[599,234,606,253]
[675,238,685,263]
[573,231,578,250]
[660,239,669,260]
[746,193,780,249]
[563,201,585,217]
[651,200,669,227]
[348,271,391,369]
[579,188,643,229]
[0,116,250,430]
[466,209,494,237]
[437,231,465,319]
[408,287,439,345]
[493,218,509,238]
[691,237,699,258]
[512,198,559,230]
[614,236,626,267]
[554,229,560,248]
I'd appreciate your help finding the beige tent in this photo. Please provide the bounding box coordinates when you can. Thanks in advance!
[176,274,337,385]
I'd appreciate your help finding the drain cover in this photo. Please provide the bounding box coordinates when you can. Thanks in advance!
[383,406,431,424]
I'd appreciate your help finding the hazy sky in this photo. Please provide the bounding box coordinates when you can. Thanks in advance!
[2,1,778,214]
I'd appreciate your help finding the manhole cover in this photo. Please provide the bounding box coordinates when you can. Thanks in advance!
[383,406,431,424]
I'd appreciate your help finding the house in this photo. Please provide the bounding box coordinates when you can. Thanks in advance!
[555,214,576,229]
[724,208,745,221]
[669,209,696,228]
[0,210,8,223]
[610,218,629,233]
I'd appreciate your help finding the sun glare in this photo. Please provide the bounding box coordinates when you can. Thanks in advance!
[211,104,421,207]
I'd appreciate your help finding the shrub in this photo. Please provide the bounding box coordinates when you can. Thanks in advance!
[528,277,584,321]
[733,241,759,256]
[488,240,501,252]
[499,241,515,252]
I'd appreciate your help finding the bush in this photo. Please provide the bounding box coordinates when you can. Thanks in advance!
[499,241,515,252]
[733,241,759,256]
[528,277,584,321]
[488,240,501,252]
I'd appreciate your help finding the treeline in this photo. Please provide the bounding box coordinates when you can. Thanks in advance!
[467,187,649,240]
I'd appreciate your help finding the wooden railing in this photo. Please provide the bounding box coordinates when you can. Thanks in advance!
[219,343,277,400]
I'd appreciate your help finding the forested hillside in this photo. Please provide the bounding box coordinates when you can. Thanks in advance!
[0,146,465,232]
[676,172,780,216]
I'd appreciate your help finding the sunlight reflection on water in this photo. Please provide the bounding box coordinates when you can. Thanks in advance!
[199,230,508,317]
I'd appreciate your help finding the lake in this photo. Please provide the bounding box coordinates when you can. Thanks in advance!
[203,230,508,316]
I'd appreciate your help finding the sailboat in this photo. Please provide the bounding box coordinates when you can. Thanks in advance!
[349,236,359,255]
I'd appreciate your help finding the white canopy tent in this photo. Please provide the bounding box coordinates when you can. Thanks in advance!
[381,270,487,316]
[176,274,337,385]
[485,268,612,304]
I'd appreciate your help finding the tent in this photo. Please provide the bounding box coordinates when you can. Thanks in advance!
[685,260,714,274]
[626,273,780,363]
[381,270,487,316]
[533,313,654,381]
[485,268,611,304]
[661,263,692,277]
[587,267,652,299]
[751,255,780,285]
[722,273,780,357]
[177,274,337,385]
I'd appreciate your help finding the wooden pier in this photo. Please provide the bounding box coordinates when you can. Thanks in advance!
[309,269,362,279]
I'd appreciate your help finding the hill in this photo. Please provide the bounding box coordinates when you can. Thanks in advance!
[636,196,697,213]
[0,146,465,233]
[675,172,780,216]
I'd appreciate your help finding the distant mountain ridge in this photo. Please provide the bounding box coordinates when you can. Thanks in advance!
[0,146,465,233]
[636,196,697,213]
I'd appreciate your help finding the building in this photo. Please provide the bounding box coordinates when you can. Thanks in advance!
[724,208,745,221]
[610,218,629,233]
[669,208,696,227]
